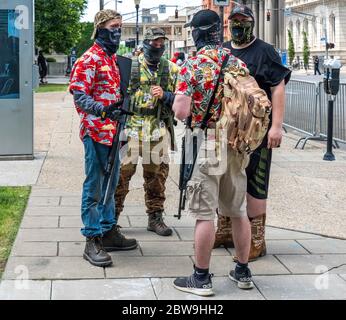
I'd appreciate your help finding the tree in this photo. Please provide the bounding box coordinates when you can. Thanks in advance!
[75,22,94,57]
[35,0,87,54]
[288,29,295,66]
[302,31,310,70]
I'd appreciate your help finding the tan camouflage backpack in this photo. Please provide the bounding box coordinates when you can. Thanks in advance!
[217,63,272,154]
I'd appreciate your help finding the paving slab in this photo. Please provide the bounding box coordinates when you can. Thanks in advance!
[0,280,51,300]
[51,279,156,300]
[21,216,59,229]
[28,196,60,207]
[266,227,323,240]
[174,227,194,241]
[26,206,80,216]
[253,275,346,300]
[105,257,193,278]
[30,188,81,197]
[0,152,46,186]
[151,277,264,300]
[3,257,105,280]
[16,228,83,242]
[296,239,346,254]
[139,241,230,257]
[276,254,346,274]
[59,215,130,228]
[58,242,142,257]
[120,228,180,241]
[339,274,346,282]
[265,240,310,255]
[206,255,290,277]
[60,196,82,207]
[128,215,196,228]
[11,242,57,257]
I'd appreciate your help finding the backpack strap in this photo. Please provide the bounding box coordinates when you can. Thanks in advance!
[200,54,230,130]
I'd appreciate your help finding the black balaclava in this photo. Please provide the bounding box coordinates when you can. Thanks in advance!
[230,19,255,45]
[143,40,165,65]
[96,28,121,55]
[192,22,221,51]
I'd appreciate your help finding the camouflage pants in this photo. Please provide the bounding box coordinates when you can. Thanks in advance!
[115,137,170,217]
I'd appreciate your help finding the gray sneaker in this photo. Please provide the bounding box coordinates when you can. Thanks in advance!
[173,273,214,297]
[229,266,254,290]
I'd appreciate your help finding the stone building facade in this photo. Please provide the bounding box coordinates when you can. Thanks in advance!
[285,0,346,64]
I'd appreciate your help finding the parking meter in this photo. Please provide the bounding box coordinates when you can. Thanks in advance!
[323,58,341,96]
[322,58,342,161]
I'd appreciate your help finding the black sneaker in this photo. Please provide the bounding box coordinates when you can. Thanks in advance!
[229,266,254,290]
[173,273,214,296]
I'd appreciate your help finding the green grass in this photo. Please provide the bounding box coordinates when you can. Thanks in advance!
[35,83,69,93]
[0,187,31,278]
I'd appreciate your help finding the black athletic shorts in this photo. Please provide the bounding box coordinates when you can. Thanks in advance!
[246,138,272,200]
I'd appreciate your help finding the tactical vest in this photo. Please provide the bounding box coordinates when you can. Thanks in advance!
[129,56,170,118]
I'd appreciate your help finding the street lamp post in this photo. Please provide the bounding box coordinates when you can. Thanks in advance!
[134,0,141,46]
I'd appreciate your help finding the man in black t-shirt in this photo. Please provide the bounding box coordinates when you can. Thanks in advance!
[214,4,291,261]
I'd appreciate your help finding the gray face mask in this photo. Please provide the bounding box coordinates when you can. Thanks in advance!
[96,28,122,54]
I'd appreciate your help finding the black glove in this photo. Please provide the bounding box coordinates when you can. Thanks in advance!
[101,104,134,121]
[100,100,123,120]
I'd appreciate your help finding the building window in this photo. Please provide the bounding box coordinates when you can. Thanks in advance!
[174,27,182,36]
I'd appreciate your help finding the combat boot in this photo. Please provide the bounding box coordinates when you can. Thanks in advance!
[214,214,234,248]
[147,211,173,236]
[233,214,267,262]
[248,214,267,260]
[83,236,112,267]
[102,225,138,251]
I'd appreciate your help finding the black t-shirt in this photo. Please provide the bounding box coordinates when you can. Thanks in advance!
[223,38,291,101]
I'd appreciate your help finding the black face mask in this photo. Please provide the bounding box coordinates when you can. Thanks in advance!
[143,40,165,65]
[192,23,221,51]
[96,28,121,55]
[230,20,254,45]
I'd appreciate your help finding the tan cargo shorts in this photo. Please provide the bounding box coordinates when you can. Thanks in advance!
[185,141,249,221]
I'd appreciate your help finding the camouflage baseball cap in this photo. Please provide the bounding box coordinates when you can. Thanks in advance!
[91,9,122,40]
[144,27,168,41]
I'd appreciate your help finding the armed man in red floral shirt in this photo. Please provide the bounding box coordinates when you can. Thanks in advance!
[69,10,137,268]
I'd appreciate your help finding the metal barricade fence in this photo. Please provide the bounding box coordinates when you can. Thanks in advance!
[284,79,346,148]
[319,82,346,144]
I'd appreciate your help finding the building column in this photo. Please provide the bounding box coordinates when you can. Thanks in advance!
[259,0,265,40]
[252,0,259,38]
[265,0,275,45]
[278,0,286,50]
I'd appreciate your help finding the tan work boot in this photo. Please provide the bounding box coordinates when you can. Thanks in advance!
[147,211,173,236]
[214,214,234,249]
[233,214,267,262]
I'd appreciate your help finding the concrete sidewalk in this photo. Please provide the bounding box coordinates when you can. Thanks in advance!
[0,92,345,300]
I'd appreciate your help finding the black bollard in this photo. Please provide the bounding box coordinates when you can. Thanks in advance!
[323,98,335,161]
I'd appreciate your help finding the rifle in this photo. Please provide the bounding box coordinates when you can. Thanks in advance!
[175,54,230,219]
[102,55,133,206]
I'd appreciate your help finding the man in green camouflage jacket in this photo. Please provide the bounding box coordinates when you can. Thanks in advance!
[115,27,179,236]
